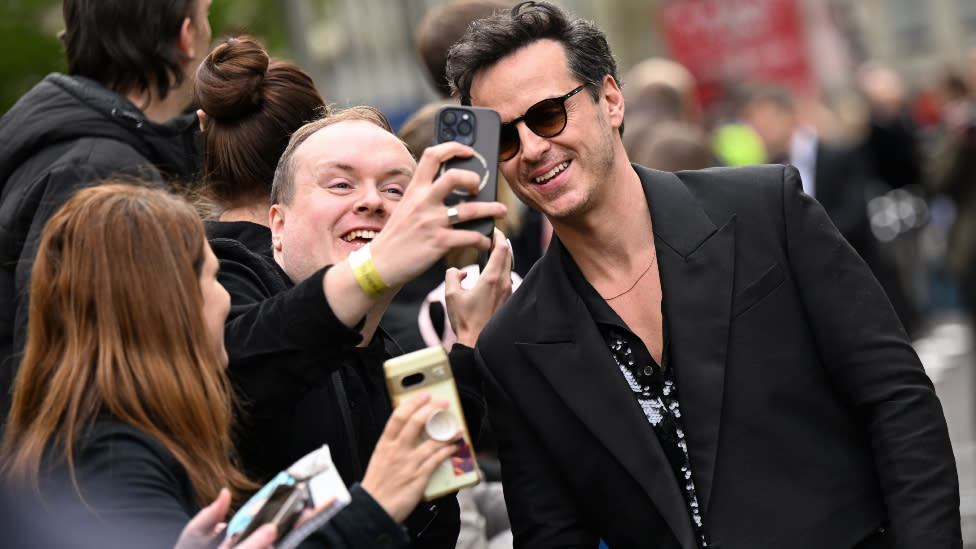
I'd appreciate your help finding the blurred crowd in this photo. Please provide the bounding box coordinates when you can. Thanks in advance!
[618,46,976,341]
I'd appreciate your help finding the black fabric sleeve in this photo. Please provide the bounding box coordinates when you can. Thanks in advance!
[219,262,364,408]
[781,165,962,547]
[447,343,485,445]
[299,484,410,549]
[22,425,198,549]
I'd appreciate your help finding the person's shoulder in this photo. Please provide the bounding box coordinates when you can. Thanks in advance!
[207,220,274,258]
[209,226,290,301]
[72,421,194,505]
[663,164,793,209]
[80,421,179,468]
[668,163,789,187]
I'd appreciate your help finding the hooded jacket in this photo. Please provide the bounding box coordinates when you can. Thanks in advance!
[0,73,201,418]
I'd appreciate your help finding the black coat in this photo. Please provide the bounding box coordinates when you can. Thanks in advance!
[3,421,410,549]
[0,74,201,420]
[475,164,960,548]
[208,221,481,548]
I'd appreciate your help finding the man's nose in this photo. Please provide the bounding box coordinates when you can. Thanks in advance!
[517,122,550,161]
[355,185,385,214]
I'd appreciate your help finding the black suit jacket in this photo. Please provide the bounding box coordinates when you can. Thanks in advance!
[474,164,960,549]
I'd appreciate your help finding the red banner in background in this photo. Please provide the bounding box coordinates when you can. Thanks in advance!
[662,0,814,109]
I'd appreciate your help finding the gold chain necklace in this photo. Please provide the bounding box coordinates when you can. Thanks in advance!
[603,254,657,301]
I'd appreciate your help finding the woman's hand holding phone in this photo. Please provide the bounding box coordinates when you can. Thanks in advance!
[360,393,461,523]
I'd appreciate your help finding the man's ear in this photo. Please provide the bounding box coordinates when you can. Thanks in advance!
[269,204,285,252]
[601,75,625,130]
[178,17,196,58]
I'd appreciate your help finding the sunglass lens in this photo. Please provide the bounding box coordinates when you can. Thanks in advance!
[499,124,520,160]
[525,100,567,136]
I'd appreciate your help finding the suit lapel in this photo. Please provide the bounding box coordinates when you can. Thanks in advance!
[516,237,697,549]
[641,166,735,515]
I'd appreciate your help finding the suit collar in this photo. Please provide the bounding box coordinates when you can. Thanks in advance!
[523,165,735,529]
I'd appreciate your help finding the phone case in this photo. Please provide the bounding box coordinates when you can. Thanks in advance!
[435,105,500,239]
[384,346,480,500]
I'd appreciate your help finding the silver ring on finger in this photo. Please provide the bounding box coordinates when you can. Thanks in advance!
[447,206,460,225]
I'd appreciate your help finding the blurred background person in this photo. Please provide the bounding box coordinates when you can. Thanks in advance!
[627,120,715,173]
[927,63,976,329]
[622,56,703,129]
[415,0,513,98]
[740,84,920,336]
[856,61,925,192]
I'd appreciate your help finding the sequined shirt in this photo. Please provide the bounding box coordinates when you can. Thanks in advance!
[565,253,709,548]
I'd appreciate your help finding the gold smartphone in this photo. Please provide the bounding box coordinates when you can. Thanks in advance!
[384,346,480,500]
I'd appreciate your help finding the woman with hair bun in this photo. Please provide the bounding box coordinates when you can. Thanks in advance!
[195,35,327,253]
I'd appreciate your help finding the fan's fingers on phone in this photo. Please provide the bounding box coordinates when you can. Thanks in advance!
[446,226,496,252]
[415,142,473,187]
[416,436,465,474]
[458,201,508,226]
[431,167,482,201]
[482,228,512,276]
[398,398,451,445]
[225,524,277,549]
[384,393,431,437]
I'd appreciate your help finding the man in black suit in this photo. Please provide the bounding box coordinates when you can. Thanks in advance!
[445,2,960,548]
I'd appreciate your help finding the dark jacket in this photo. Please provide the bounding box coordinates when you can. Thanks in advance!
[0,74,201,419]
[475,164,960,549]
[3,421,409,549]
[208,221,482,548]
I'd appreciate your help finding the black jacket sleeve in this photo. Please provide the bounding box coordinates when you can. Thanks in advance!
[300,484,411,549]
[781,166,962,547]
[219,261,364,408]
[447,342,485,445]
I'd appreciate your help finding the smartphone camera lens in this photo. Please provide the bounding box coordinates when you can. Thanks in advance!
[442,110,458,125]
[457,120,473,135]
[440,126,456,141]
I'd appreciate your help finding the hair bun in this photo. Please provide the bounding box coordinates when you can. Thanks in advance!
[195,35,270,120]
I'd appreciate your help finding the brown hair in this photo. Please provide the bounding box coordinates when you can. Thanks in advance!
[446,1,618,107]
[415,0,513,97]
[0,182,254,508]
[62,0,198,102]
[271,106,397,206]
[196,36,327,211]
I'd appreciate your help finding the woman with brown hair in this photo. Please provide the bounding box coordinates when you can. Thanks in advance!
[0,182,464,549]
[194,35,326,251]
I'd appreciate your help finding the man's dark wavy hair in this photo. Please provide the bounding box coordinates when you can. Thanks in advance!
[445,1,618,108]
[61,0,198,102]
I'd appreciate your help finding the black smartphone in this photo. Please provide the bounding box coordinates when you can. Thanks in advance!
[435,105,500,242]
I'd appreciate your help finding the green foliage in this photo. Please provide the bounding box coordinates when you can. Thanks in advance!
[0,0,290,115]
[0,0,65,114]
[210,1,290,56]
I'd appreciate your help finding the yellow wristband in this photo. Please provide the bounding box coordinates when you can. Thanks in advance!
[348,244,390,299]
